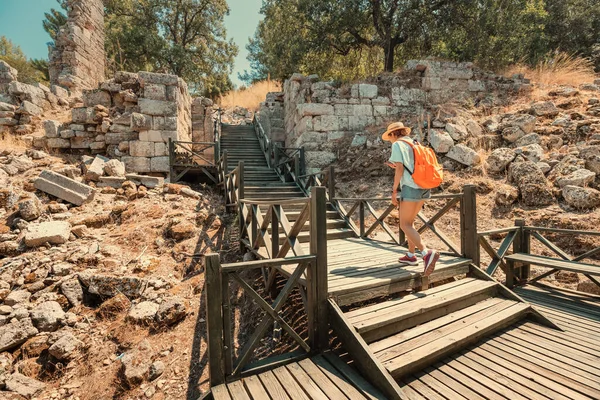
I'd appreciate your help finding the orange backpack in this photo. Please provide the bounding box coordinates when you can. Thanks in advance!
[398,138,443,189]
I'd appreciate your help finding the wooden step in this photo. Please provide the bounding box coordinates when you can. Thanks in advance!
[378,299,529,378]
[276,228,356,245]
[346,278,499,343]
[274,210,340,221]
[265,219,348,234]
[245,184,299,189]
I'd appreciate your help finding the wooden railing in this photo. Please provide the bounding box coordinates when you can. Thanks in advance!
[480,221,600,284]
[206,187,329,385]
[253,115,306,179]
[168,139,218,183]
[332,185,478,260]
[224,162,243,211]
[297,166,335,199]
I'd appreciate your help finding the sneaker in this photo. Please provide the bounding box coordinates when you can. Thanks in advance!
[423,249,440,276]
[398,254,418,266]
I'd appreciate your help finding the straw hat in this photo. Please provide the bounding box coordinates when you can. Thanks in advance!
[382,122,411,141]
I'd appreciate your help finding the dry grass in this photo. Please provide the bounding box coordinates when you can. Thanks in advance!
[219,80,282,111]
[507,53,597,87]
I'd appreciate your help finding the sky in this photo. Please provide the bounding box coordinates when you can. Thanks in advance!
[0,0,263,87]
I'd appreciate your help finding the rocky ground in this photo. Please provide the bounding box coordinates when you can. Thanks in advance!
[0,145,236,399]
[331,83,600,294]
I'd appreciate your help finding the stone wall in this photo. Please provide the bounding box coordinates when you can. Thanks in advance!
[0,61,69,140]
[258,92,285,144]
[191,97,215,163]
[49,0,105,95]
[283,60,530,170]
[39,71,192,174]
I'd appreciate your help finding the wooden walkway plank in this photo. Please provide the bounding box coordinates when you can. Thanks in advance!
[297,358,350,399]
[227,380,252,400]
[271,365,311,400]
[472,346,591,400]
[401,377,446,400]
[414,371,469,400]
[485,339,600,395]
[435,360,511,400]
[310,355,370,400]
[369,297,505,354]
[243,375,270,399]
[284,362,329,400]
[321,352,387,400]
[258,370,291,400]
[383,303,529,378]
[375,299,515,364]
[212,385,233,400]
[422,368,483,400]
[460,350,556,400]
[518,323,600,356]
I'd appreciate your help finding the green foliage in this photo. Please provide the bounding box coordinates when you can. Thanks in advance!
[246,0,600,82]
[30,59,50,82]
[0,37,46,84]
[104,0,238,97]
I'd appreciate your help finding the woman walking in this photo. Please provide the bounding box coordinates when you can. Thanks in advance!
[383,122,440,276]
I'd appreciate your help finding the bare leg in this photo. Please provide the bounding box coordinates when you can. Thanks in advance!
[399,201,425,252]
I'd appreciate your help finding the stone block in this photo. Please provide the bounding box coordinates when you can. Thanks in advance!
[130,141,155,157]
[84,155,109,181]
[446,144,481,166]
[131,113,152,131]
[296,103,334,117]
[154,142,167,157]
[98,176,126,188]
[161,131,178,143]
[0,318,38,352]
[25,221,71,247]
[359,84,378,99]
[72,107,95,124]
[70,137,93,149]
[104,132,137,145]
[51,85,69,98]
[0,117,18,126]
[313,115,347,131]
[34,170,95,205]
[468,80,485,92]
[150,156,170,172]
[348,116,375,130]
[109,124,133,133]
[122,157,151,173]
[43,120,62,138]
[18,101,43,116]
[445,123,469,141]
[139,130,164,142]
[139,71,179,86]
[9,81,45,101]
[144,84,167,101]
[429,130,454,153]
[139,98,177,116]
[422,77,442,90]
[373,106,389,117]
[125,174,164,188]
[353,105,373,117]
[334,104,354,116]
[83,90,111,107]
[47,138,70,149]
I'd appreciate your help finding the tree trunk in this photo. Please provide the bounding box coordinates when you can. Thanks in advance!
[384,44,395,72]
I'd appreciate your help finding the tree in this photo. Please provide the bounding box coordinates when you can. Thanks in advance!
[104,0,238,97]
[30,59,50,82]
[42,0,68,45]
[0,36,46,84]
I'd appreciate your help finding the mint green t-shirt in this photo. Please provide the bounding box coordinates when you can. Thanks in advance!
[389,139,418,189]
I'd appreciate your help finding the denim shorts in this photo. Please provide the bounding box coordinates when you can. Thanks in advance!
[401,185,431,202]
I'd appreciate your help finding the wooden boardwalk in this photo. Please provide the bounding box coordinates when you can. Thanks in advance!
[285,237,471,305]
[400,284,600,399]
[208,118,600,400]
[211,353,386,400]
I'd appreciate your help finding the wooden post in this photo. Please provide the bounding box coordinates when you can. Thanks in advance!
[168,138,175,182]
[222,151,228,186]
[308,187,328,352]
[294,154,301,181]
[514,219,530,282]
[271,206,280,261]
[272,143,278,170]
[327,166,336,201]
[300,148,306,176]
[237,162,245,253]
[461,185,479,265]
[205,254,225,386]
[359,201,365,238]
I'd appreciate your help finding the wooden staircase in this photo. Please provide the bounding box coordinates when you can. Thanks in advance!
[220,124,355,243]
[331,265,559,389]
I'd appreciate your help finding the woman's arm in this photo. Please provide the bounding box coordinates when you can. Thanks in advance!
[392,163,404,206]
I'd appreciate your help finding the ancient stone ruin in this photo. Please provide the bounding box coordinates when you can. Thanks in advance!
[38,71,195,174]
[49,0,105,95]
[266,60,530,171]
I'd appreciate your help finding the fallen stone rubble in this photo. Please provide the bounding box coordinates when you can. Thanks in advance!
[0,147,224,399]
